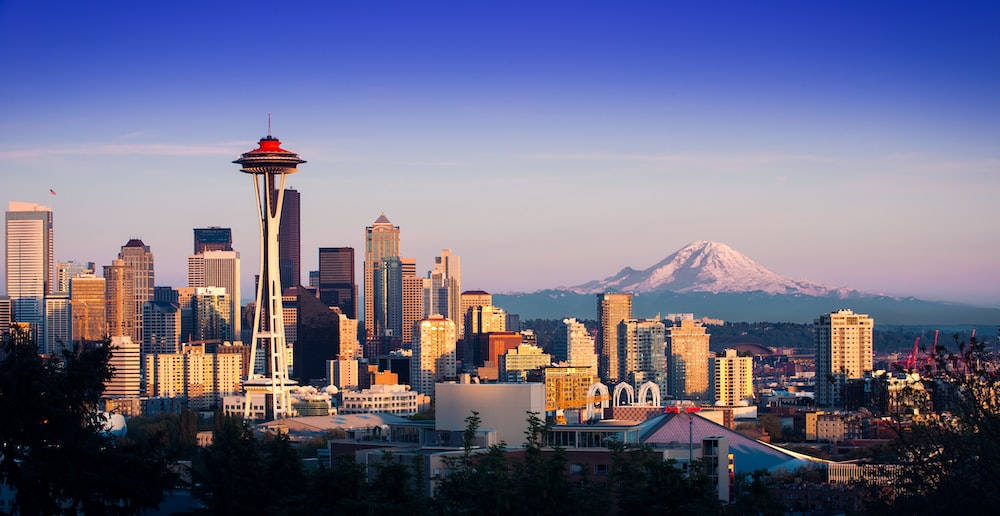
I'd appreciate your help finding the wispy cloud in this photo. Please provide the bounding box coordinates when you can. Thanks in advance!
[521,151,832,165]
[0,142,246,159]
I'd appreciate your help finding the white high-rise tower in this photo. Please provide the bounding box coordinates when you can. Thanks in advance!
[234,132,305,420]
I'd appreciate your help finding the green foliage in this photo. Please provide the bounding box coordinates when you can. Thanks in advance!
[610,443,724,515]
[0,326,174,514]
[127,409,200,460]
[728,471,785,516]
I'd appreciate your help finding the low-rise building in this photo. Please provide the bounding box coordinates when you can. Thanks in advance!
[341,384,422,416]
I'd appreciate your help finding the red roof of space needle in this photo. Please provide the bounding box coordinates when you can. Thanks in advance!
[233,135,306,173]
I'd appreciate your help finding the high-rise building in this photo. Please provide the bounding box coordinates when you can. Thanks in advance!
[0,296,11,340]
[499,344,552,382]
[410,315,456,396]
[293,288,345,383]
[666,319,711,399]
[193,227,233,253]
[554,318,598,376]
[815,309,874,407]
[422,249,461,332]
[43,293,70,355]
[118,239,155,343]
[318,247,356,318]
[192,287,232,341]
[327,357,359,390]
[277,188,300,288]
[145,344,243,410]
[104,335,141,398]
[459,290,491,328]
[5,202,54,345]
[400,258,423,345]
[56,260,95,293]
[188,250,241,339]
[617,319,667,392]
[176,287,196,342]
[143,300,181,355]
[596,293,632,382]
[364,213,400,343]
[710,349,754,405]
[479,331,523,370]
[372,256,404,345]
[70,274,106,347]
[464,305,506,340]
[104,259,133,338]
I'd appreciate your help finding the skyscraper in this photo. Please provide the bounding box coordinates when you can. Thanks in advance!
[596,293,632,382]
[192,287,232,342]
[411,315,457,396]
[143,299,181,355]
[188,250,241,339]
[277,188,300,288]
[56,260,95,293]
[815,309,874,407]
[193,227,233,253]
[710,349,754,405]
[400,258,423,345]
[104,259,133,338]
[460,291,491,324]
[554,318,598,376]
[0,296,11,340]
[43,292,70,355]
[318,247,356,318]
[5,202,54,346]
[69,274,105,347]
[666,319,711,399]
[619,318,667,398]
[118,239,155,343]
[364,213,400,343]
[104,335,141,398]
[422,250,461,332]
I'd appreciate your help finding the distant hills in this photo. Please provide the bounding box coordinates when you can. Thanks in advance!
[494,241,1000,325]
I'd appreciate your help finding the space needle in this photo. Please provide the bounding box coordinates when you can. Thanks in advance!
[233,125,305,420]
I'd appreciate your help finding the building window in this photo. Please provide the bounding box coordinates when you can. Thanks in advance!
[594,463,609,476]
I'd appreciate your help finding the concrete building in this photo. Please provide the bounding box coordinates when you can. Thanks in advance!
[103,259,133,338]
[666,319,711,399]
[192,287,232,341]
[327,357,359,390]
[711,349,754,406]
[341,384,421,416]
[422,250,461,331]
[187,250,241,340]
[815,309,874,408]
[618,318,667,396]
[117,239,155,343]
[543,366,595,412]
[459,290,491,327]
[0,296,10,340]
[435,381,545,446]
[318,247,356,318]
[364,213,400,343]
[43,292,70,354]
[499,343,552,382]
[410,315,457,396]
[596,293,632,382]
[69,274,105,347]
[277,188,301,289]
[105,335,141,398]
[464,304,506,340]
[193,226,233,253]
[145,344,243,410]
[555,318,598,376]
[400,258,423,345]
[5,202,54,346]
[56,260,95,293]
[142,299,181,355]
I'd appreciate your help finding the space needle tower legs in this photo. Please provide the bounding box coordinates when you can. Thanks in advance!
[233,131,305,420]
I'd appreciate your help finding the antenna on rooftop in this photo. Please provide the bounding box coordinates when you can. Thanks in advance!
[267,113,272,137]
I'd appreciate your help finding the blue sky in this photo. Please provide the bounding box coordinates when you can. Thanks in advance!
[2,1,999,305]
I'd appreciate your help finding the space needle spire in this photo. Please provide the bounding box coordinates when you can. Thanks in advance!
[233,130,305,420]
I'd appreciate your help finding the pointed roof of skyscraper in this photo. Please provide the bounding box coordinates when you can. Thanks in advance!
[123,238,146,248]
[373,212,391,224]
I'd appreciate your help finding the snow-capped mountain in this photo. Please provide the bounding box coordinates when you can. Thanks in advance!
[568,240,838,296]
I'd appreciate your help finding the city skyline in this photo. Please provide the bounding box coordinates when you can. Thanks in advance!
[1,2,999,305]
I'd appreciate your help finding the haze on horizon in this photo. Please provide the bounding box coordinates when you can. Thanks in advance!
[1,1,998,307]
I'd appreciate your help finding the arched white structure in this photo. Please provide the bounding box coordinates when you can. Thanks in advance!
[613,382,635,407]
[636,381,661,407]
[584,382,610,421]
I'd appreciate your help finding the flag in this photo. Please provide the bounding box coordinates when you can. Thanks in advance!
[49,189,56,195]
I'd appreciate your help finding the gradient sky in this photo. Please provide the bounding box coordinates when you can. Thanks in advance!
[1,1,998,306]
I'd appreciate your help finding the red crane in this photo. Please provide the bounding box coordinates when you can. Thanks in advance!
[906,337,921,370]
